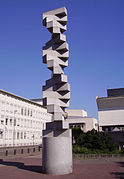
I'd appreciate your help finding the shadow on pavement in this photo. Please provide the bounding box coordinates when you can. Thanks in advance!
[111,162,124,179]
[0,159,42,173]
[111,172,124,179]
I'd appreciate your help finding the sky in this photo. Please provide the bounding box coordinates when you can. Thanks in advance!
[0,0,124,118]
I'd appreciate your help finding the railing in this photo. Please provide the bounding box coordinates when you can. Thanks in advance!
[73,153,124,159]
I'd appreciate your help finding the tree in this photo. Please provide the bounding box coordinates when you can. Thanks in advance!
[73,129,116,152]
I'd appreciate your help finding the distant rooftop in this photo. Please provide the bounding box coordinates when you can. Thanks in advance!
[30,98,43,101]
[0,89,45,108]
[30,98,43,105]
[96,88,124,110]
[107,88,124,97]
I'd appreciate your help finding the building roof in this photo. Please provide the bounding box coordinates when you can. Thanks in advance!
[0,89,46,108]
[67,116,96,119]
[97,96,124,110]
[30,98,43,101]
[107,88,124,97]
[66,116,97,123]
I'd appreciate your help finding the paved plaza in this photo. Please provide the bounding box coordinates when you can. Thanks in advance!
[0,154,124,179]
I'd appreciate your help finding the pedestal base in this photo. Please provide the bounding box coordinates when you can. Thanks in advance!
[42,129,72,175]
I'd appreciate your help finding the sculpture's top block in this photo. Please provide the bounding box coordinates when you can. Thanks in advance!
[43,7,67,17]
[42,7,67,34]
[42,7,70,122]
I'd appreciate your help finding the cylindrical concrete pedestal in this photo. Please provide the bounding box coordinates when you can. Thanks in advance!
[42,136,72,175]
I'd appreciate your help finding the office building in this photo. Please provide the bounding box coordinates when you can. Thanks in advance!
[96,88,124,132]
[0,89,52,147]
[65,109,98,132]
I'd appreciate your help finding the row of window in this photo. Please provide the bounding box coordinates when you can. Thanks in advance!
[0,107,48,119]
[0,130,41,140]
[0,117,43,129]
[0,98,48,119]
[21,108,32,116]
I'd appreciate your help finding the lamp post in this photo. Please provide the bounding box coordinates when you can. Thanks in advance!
[4,126,7,147]
[0,129,3,147]
[32,134,34,146]
[13,110,17,147]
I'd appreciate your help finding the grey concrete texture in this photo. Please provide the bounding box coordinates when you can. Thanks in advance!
[42,7,70,121]
[43,126,72,137]
[42,132,72,175]
[42,7,72,175]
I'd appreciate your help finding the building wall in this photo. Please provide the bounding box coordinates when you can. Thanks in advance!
[66,109,98,132]
[0,145,41,157]
[66,117,98,132]
[66,109,87,117]
[96,89,124,131]
[0,90,52,147]
[98,109,124,127]
[83,117,98,132]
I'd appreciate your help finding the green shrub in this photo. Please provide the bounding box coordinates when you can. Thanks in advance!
[72,145,121,154]
[73,145,90,154]
[72,129,117,154]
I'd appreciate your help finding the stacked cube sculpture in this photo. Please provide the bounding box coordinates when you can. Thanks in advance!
[42,7,72,175]
[42,7,70,122]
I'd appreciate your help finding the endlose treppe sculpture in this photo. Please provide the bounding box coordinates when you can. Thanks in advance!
[42,7,72,175]
[42,7,70,120]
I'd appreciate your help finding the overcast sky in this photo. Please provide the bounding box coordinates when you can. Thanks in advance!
[0,0,124,118]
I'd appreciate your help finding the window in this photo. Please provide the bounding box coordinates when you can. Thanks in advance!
[1,120,4,125]
[0,132,3,139]
[13,132,16,140]
[5,118,8,125]
[21,108,23,115]
[2,101,5,104]
[25,109,26,116]
[31,110,32,117]
[17,119,20,126]
[17,132,19,139]
[28,110,30,116]
[21,132,23,139]
[14,119,16,126]
[24,132,26,139]
[10,119,12,125]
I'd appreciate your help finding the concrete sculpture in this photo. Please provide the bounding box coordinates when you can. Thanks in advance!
[42,7,72,175]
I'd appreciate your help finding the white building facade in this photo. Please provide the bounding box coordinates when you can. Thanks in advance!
[96,88,124,132]
[0,89,52,147]
[65,109,98,132]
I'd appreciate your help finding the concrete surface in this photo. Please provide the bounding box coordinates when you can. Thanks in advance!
[42,128,72,174]
[42,7,72,175]
[42,135,72,174]
[42,7,70,121]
